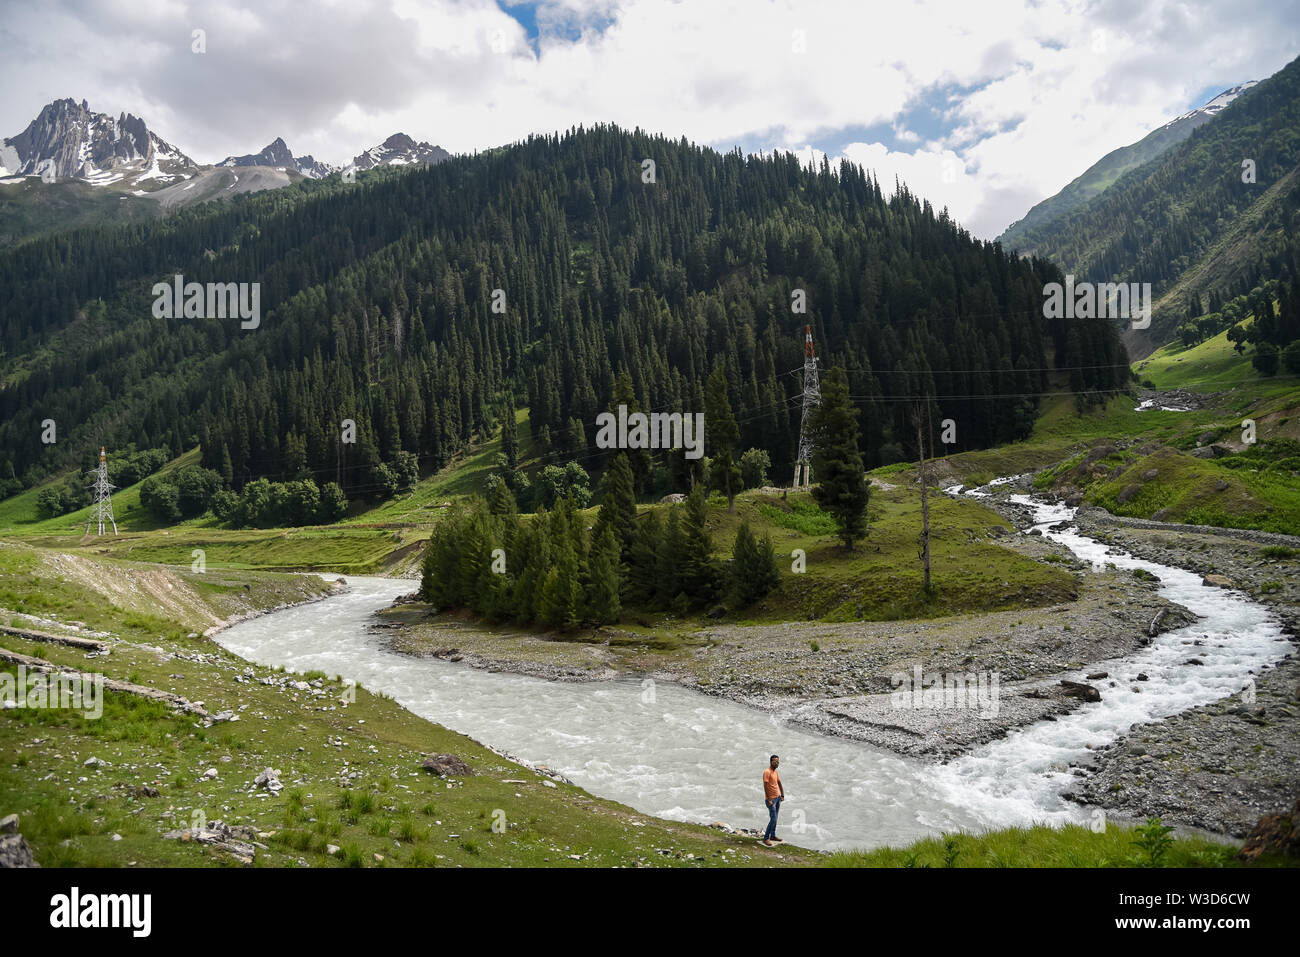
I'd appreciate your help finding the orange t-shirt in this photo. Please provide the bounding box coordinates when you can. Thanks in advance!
[763,767,782,800]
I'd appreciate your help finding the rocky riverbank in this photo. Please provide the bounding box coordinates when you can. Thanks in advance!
[1064,654,1300,836]
[1058,504,1300,836]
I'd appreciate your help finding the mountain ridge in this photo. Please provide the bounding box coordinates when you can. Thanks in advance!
[995,54,1300,359]
[0,97,199,187]
[3,98,453,189]
[997,82,1258,252]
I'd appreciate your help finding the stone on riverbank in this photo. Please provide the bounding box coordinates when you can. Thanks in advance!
[1238,797,1300,862]
[421,753,474,777]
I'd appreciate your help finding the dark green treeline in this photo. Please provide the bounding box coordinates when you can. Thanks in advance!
[0,125,1128,501]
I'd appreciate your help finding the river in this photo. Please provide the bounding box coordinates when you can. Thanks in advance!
[214,493,1289,851]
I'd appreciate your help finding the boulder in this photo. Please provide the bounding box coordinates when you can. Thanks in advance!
[161,820,257,864]
[0,814,17,833]
[1059,680,1102,703]
[421,753,474,777]
[1202,574,1233,588]
[0,834,37,868]
[1116,484,1141,505]
[1238,797,1300,862]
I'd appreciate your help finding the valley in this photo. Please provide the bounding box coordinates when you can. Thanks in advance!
[2,13,1299,882]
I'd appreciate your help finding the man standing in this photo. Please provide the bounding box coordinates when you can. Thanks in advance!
[762,754,785,846]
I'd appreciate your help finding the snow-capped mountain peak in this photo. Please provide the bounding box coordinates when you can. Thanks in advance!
[2,100,453,200]
[0,97,198,186]
[217,137,336,179]
[348,133,451,172]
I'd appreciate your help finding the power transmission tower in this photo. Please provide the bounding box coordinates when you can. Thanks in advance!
[792,324,820,490]
[86,446,118,536]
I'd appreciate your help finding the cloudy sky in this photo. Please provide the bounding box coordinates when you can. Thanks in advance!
[3,0,1298,238]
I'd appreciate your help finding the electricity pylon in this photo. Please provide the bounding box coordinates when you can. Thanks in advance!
[792,324,820,490]
[86,446,118,536]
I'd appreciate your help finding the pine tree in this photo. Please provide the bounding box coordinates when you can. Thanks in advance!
[421,506,468,608]
[511,520,550,622]
[584,524,623,624]
[538,530,580,630]
[705,366,742,512]
[593,452,637,559]
[487,474,517,516]
[501,402,519,470]
[626,510,661,605]
[611,372,651,492]
[681,484,720,604]
[655,510,686,608]
[810,366,870,549]
[729,520,781,607]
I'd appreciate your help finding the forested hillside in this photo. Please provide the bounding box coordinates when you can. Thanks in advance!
[0,126,1127,506]
[996,85,1256,252]
[996,54,1300,351]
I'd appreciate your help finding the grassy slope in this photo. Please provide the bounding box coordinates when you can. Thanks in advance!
[1137,325,1300,395]
[340,408,528,526]
[0,178,161,248]
[911,338,1300,535]
[829,824,1277,868]
[685,484,1074,624]
[0,394,1078,623]
[0,542,814,868]
[1149,165,1300,332]
[0,447,205,534]
[1087,333,1299,533]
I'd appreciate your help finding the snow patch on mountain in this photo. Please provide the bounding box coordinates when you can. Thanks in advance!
[0,98,199,186]
[1162,81,1259,130]
[348,133,451,172]
[218,137,336,179]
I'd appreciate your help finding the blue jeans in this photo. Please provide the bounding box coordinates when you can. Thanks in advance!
[764,796,781,840]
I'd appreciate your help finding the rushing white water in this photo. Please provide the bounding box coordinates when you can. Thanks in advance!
[1135,398,1193,412]
[927,494,1289,832]
[214,494,1290,851]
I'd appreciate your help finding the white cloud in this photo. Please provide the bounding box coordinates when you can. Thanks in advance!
[1,0,1297,237]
